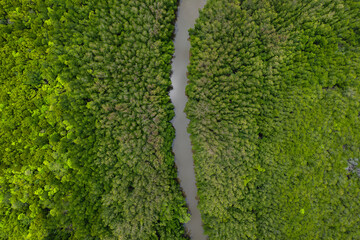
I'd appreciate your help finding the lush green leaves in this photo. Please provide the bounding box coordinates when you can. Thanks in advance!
[186,0,360,239]
[0,0,188,239]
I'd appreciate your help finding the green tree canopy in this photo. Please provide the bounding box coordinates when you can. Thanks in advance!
[186,0,360,239]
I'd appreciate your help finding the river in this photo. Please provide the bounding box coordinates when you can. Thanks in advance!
[169,0,207,239]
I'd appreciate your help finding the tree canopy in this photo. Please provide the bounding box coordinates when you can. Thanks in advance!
[0,0,189,239]
[186,0,360,239]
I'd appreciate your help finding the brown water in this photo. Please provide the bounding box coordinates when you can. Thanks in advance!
[170,0,207,239]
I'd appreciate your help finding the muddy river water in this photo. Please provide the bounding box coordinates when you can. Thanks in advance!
[169,0,207,239]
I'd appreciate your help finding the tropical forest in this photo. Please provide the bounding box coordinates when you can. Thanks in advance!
[0,0,359,239]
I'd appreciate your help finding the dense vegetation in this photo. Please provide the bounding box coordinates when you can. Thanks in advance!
[186,0,360,239]
[0,0,190,239]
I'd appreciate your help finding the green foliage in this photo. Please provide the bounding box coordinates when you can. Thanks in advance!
[186,0,360,239]
[0,0,188,239]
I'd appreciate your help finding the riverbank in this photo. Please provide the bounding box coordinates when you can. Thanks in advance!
[169,0,208,239]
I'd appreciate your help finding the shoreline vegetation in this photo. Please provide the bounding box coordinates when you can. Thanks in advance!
[0,1,189,239]
[1,0,359,239]
[186,0,360,239]
[169,0,208,239]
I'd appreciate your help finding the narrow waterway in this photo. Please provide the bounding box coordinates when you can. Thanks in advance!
[170,0,207,239]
